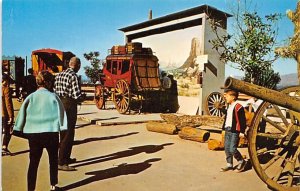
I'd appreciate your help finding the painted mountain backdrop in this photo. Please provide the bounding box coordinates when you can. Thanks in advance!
[231,73,298,88]
[278,73,298,88]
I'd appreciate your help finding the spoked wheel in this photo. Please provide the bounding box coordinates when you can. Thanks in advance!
[248,86,300,191]
[113,79,131,114]
[94,85,105,109]
[205,92,225,117]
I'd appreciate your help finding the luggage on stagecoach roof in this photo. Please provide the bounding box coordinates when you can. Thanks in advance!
[126,42,142,54]
[111,45,126,55]
[110,42,154,55]
[142,47,153,54]
[111,42,144,55]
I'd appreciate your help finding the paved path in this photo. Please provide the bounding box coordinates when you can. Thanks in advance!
[77,101,163,126]
[2,100,270,191]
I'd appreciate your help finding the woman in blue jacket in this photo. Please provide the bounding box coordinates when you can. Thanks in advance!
[14,71,67,191]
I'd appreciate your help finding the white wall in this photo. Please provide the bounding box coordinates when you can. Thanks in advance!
[124,13,227,115]
[201,15,226,114]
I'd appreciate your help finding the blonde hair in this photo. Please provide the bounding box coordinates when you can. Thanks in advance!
[36,71,54,91]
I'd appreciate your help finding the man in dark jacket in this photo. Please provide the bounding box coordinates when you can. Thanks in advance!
[220,89,246,172]
[24,68,37,96]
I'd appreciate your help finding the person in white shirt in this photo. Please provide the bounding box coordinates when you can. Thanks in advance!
[221,89,247,172]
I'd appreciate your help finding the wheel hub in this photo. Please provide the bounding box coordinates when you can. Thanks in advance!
[213,102,224,109]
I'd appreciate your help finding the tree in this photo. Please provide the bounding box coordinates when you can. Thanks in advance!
[244,67,281,89]
[209,3,281,88]
[83,51,103,84]
[275,1,300,84]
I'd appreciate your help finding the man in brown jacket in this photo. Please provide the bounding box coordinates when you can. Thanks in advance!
[2,64,14,155]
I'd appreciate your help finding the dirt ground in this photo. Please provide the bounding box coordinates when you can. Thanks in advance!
[2,118,269,191]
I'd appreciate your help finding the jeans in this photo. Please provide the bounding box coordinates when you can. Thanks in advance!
[224,129,243,165]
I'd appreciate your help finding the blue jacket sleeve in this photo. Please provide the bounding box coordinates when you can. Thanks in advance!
[13,97,30,132]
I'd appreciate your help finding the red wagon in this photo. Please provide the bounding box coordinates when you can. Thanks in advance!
[94,42,175,114]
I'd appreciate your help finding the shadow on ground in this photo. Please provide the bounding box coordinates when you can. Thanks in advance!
[62,143,174,190]
[73,132,139,146]
[72,143,173,168]
[62,158,161,190]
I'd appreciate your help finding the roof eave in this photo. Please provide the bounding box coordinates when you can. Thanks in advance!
[119,4,232,32]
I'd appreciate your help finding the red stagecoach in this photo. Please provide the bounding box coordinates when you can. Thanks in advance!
[94,42,176,114]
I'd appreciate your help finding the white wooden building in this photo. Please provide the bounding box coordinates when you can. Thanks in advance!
[119,5,232,115]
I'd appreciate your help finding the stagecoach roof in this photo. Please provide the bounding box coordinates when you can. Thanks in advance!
[119,4,232,32]
[32,48,63,54]
[32,48,75,57]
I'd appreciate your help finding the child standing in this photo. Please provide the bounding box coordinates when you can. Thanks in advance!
[221,89,246,172]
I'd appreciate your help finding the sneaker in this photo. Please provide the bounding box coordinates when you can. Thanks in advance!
[220,166,233,172]
[58,164,76,171]
[50,186,63,191]
[67,158,77,164]
[236,160,246,172]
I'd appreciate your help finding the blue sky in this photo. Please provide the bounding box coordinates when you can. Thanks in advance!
[2,0,298,77]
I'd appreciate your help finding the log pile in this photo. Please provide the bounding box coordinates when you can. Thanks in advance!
[145,114,249,148]
[145,114,224,143]
[146,114,248,150]
[160,114,224,130]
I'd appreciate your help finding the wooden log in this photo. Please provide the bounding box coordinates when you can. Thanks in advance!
[146,121,177,135]
[208,139,224,150]
[160,114,224,129]
[208,130,225,150]
[178,127,210,142]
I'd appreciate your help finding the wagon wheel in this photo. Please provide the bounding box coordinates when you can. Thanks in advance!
[205,92,225,117]
[94,85,105,109]
[248,86,300,191]
[113,79,131,114]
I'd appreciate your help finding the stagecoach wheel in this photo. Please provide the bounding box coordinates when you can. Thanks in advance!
[205,92,225,117]
[113,79,131,114]
[248,86,300,191]
[94,85,105,109]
